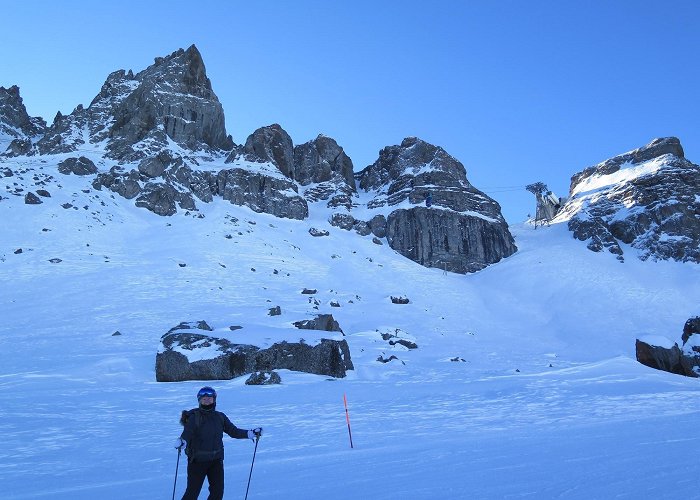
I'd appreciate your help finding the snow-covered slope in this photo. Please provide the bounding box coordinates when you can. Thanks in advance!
[2,154,700,498]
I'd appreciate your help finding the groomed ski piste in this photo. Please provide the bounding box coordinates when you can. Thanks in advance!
[2,152,700,499]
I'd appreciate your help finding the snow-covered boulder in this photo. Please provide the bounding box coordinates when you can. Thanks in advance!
[636,316,700,377]
[155,319,353,382]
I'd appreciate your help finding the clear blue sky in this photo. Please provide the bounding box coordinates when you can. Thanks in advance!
[2,0,698,222]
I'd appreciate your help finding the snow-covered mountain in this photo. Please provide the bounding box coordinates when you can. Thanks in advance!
[2,46,700,499]
[1,44,517,275]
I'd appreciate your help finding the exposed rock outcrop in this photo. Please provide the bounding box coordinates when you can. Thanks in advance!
[356,137,517,273]
[636,316,700,377]
[239,124,294,178]
[58,156,98,176]
[155,320,353,381]
[294,134,355,188]
[36,45,233,160]
[558,137,700,263]
[0,85,46,154]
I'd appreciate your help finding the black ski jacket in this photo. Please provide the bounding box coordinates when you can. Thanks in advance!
[180,408,248,463]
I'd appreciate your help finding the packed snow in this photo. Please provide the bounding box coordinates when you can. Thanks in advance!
[2,158,700,499]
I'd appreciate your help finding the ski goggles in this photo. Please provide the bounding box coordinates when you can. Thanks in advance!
[197,387,216,399]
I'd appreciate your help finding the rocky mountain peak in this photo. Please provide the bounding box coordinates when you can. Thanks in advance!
[358,136,469,193]
[33,44,232,160]
[355,137,516,273]
[0,85,46,142]
[141,44,213,99]
[560,137,700,263]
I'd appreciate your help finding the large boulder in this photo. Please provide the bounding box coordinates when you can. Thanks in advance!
[635,337,684,375]
[58,156,98,176]
[636,316,700,377]
[155,320,353,382]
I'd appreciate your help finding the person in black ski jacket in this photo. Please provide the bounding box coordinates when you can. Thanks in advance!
[174,386,262,500]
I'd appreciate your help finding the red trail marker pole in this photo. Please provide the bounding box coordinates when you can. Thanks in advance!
[343,393,354,449]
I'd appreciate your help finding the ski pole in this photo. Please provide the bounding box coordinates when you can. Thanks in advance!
[172,447,181,500]
[344,393,354,449]
[244,435,260,500]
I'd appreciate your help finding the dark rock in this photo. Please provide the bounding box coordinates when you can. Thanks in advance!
[682,317,700,344]
[387,206,517,273]
[58,156,98,176]
[134,182,195,216]
[168,320,213,333]
[24,192,42,204]
[48,258,62,263]
[107,45,232,159]
[245,371,282,385]
[357,137,516,273]
[293,134,355,188]
[215,167,308,220]
[293,314,343,334]
[93,168,142,199]
[377,355,400,364]
[389,339,418,349]
[369,214,387,238]
[329,212,356,230]
[636,339,684,375]
[13,248,22,254]
[391,296,410,304]
[241,124,294,178]
[36,189,51,197]
[156,323,354,381]
[309,227,329,237]
[6,138,33,156]
[353,220,371,236]
[268,306,282,316]
[138,151,174,178]
[301,288,317,295]
[0,86,46,149]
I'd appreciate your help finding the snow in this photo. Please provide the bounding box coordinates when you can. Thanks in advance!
[2,157,700,499]
[638,335,676,349]
[570,157,666,198]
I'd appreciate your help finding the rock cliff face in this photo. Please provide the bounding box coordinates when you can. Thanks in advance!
[294,134,355,188]
[0,86,46,154]
[557,137,700,263]
[356,137,517,273]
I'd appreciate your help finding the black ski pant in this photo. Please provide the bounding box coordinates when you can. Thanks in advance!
[182,458,224,500]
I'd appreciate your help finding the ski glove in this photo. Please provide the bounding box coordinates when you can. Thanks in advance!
[174,438,186,450]
[247,427,263,440]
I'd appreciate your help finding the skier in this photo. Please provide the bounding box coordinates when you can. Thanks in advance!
[174,386,262,500]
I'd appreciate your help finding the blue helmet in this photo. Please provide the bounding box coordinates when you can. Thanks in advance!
[197,386,217,401]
